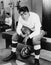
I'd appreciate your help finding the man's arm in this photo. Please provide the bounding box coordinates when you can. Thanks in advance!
[5,17,12,26]
[16,21,22,35]
[9,17,12,26]
[16,22,27,37]
[29,15,41,39]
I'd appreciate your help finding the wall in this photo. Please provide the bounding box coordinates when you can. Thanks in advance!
[3,0,32,25]
[42,0,51,37]
[43,0,51,13]
[0,0,42,25]
[14,0,42,23]
[4,0,10,8]
[32,0,42,22]
[14,0,42,22]
[13,0,32,23]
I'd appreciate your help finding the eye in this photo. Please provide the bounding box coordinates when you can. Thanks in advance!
[20,14,23,16]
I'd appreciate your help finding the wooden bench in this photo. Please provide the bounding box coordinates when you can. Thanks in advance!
[2,31,51,51]
[2,31,46,49]
[2,31,15,48]
[2,31,51,62]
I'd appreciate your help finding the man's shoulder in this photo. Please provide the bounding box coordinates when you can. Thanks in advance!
[19,15,22,21]
[19,15,21,19]
[30,12,39,17]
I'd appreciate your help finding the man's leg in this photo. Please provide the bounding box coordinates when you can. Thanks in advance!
[33,36,41,65]
[34,44,41,65]
[3,33,19,61]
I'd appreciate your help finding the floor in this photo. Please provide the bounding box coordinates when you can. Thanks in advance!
[0,32,51,65]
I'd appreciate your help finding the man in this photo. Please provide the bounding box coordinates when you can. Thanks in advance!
[3,12,12,31]
[3,6,45,65]
[5,12,12,27]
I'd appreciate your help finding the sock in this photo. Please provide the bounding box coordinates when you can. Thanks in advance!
[11,41,18,52]
[35,58,39,63]
[34,45,41,61]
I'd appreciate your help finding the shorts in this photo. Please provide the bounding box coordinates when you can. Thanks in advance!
[12,33,24,43]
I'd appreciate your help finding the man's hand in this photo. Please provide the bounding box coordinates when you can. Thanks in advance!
[23,35,30,44]
[20,32,27,37]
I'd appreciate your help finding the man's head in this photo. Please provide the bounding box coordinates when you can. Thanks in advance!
[19,6,30,20]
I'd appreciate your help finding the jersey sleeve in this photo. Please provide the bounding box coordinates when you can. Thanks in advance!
[29,15,41,38]
[16,16,22,35]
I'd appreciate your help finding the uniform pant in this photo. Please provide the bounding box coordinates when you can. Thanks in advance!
[12,30,45,45]
[12,30,45,59]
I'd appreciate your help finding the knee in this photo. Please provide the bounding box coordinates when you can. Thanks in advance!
[12,33,17,39]
[12,33,18,43]
[34,45,41,50]
[32,38,41,45]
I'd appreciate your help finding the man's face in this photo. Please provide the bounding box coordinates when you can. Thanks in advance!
[20,11,30,20]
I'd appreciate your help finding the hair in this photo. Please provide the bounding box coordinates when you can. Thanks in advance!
[19,6,29,13]
[6,12,10,16]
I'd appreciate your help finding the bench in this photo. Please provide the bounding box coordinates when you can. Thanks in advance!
[2,31,46,49]
[2,31,15,48]
[2,31,51,50]
[2,31,51,62]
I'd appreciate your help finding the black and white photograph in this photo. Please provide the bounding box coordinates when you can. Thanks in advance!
[0,0,51,65]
